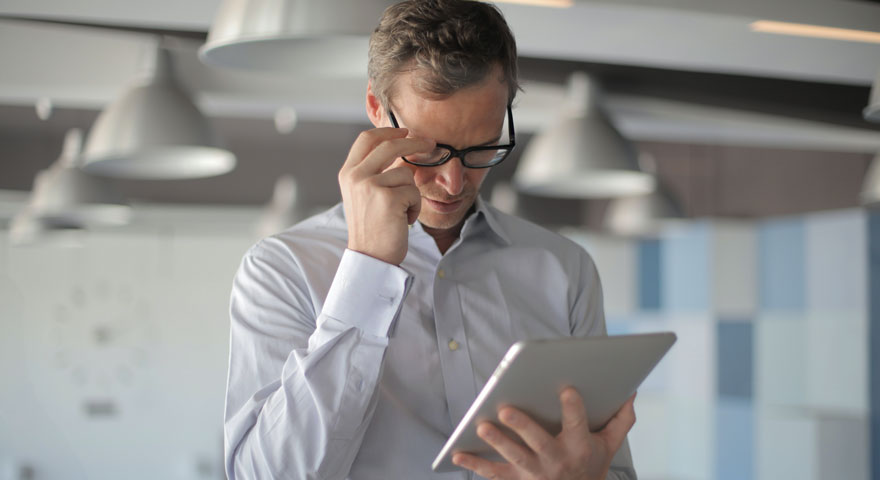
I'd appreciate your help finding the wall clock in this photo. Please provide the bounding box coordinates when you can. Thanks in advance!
[50,279,157,418]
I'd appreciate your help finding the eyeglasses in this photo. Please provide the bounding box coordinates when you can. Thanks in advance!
[387,105,516,169]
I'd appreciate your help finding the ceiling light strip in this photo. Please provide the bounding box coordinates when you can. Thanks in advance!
[750,20,880,44]
[492,0,573,8]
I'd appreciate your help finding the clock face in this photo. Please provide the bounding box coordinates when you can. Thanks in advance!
[51,280,157,414]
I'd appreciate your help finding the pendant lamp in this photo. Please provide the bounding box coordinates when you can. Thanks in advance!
[862,154,880,208]
[29,129,131,227]
[9,209,51,246]
[9,210,86,247]
[200,0,395,75]
[255,175,306,238]
[603,187,684,237]
[514,72,655,198]
[864,69,880,123]
[81,45,236,179]
[489,181,520,215]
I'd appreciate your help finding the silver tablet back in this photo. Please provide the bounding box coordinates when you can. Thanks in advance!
[432,332,677,472]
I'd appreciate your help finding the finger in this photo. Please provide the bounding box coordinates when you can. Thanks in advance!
[498,406,565,463]
[560,387,590,435]
[354,135,435,177]
[342,127,408,172]
[452,452,514,479]
[597,393,637,453]
[373,166,415,188]
[389,185,422,225]
[476,421,541,474]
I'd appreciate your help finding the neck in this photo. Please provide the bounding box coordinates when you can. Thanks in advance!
[422,205,476,255]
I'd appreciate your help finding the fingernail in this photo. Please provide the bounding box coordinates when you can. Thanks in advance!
[501,409,518,423]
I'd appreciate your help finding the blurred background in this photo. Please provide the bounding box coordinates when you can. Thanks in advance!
[0,0,878,478]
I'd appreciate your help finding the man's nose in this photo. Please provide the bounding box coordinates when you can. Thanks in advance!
[435,157,466,196]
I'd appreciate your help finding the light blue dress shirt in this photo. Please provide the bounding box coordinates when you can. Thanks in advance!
[225,197,637,479]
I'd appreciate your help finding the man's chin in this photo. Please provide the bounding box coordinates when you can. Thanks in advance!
[418,201,474,231]
[418,211,465,230]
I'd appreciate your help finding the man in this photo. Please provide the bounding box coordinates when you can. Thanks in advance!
[225,1,637,478]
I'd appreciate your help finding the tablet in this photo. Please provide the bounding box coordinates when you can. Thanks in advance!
[431,332,676,472]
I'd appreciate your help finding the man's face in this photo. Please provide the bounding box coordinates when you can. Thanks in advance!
[371,67,510,231]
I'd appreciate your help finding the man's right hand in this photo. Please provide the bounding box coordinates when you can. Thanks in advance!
[338,127,435,266]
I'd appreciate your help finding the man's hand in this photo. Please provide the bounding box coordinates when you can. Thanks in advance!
[338,127,435,266]
[453,388,636,480]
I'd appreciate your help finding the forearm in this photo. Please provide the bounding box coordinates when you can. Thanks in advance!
[227,316,390,479]
[224,247,412,479]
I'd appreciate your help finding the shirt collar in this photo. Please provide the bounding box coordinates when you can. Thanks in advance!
[407,196,512,246]
[465,195,513,246]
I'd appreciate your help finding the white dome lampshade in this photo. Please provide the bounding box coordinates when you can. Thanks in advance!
[489,181,520,215]
[861,154,880,208]
[199,0,394,75]
[603,187,684,237]
[255,174,307,238]
[30,129,131,227]
[81,46,236,179]
[514,72,655,198]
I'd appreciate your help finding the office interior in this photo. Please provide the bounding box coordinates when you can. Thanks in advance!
[0,0,878,479]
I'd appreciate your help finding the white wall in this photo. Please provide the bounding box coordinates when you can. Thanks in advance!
[0,207,258,480]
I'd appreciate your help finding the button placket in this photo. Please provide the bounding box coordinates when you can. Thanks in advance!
[432,265,478,427]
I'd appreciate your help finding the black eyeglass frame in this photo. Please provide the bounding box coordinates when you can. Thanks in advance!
[387,105,516,169]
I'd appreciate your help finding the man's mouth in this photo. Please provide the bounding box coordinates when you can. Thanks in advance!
[425,198,464,214]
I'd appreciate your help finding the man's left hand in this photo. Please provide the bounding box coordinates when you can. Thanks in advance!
[452,388,636,480]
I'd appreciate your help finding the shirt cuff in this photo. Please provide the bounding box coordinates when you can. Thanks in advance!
[322,249,413,338]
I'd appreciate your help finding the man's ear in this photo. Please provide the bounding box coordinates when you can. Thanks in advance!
[366,81,384,128]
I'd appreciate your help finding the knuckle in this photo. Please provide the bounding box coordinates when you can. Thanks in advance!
[535,437,554,455]
[567,417,586,431]
[364,176,381,190]
[510,453,528,468]
[356,130,376,143]
[376,187,393,202]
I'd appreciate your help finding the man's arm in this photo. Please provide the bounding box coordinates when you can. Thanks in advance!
[225,125,434,479]
[224,243,411,480]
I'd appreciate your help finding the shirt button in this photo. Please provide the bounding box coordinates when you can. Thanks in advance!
[448,339,459,351]
[437,269,445,279]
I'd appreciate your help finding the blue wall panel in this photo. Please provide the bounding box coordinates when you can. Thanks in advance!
[662,223,710,311]
[718,322,754,400]
[638,239,662,310]
[870,212,880,480]
[758,219,806,311]
[716,398,754,480]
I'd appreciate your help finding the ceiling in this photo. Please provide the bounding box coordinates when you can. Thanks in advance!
[0,0,878,224]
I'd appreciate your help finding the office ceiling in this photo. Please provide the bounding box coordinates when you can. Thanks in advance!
[0,0,877,222]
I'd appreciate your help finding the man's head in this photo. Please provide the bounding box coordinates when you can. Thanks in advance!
[368,0,520,109]
[366,0,519,231]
